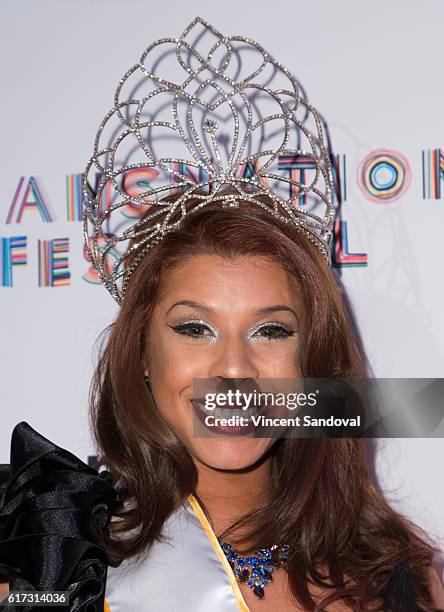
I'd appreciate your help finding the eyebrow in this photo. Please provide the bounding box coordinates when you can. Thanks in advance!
[166,300,299,319]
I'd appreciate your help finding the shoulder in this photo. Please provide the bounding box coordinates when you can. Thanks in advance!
[427,565,444,608]
[309,565,382,610]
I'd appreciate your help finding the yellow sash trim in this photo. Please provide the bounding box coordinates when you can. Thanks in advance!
[187,493,251,612]
[104,599,111,612]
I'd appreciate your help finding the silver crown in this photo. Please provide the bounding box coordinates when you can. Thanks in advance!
[83,16,335,304]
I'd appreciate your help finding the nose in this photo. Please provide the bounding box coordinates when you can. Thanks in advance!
[206,333,260,381]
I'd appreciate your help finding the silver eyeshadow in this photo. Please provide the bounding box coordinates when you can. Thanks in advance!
[168,319,296,343]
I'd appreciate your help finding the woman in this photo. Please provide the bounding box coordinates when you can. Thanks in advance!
[1,16,444,612]
[1,193,444,611]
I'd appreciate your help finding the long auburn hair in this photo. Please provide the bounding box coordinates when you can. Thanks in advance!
[89,190,440,610]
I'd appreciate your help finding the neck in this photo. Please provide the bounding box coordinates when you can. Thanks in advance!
[193,453,275,541]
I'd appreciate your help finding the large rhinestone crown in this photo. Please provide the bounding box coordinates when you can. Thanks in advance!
[83,17,335,304]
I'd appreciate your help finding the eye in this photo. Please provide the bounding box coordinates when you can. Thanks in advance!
[169,321,213,340]
[254,324,295,341]
[168,321,296,342]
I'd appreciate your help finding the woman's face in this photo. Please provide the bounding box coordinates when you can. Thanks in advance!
[144,254,304,471]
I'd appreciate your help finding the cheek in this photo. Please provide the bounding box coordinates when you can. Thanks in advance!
[150,332,208,380]
[258,343,302,377]
[145,335,201,448]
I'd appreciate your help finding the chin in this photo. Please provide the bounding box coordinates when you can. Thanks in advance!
[191,437,275,471]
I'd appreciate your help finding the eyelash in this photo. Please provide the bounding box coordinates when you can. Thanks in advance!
[169,321,295,341]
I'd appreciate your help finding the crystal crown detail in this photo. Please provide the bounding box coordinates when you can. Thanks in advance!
[83,16,335,304]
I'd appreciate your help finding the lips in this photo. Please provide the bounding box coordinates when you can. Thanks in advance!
[192,400,255,435]
[190,396,269,436]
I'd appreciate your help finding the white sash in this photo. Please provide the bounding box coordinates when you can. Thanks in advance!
[105,494,250,612]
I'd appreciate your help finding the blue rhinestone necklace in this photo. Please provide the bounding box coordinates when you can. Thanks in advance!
[220,542,290,599]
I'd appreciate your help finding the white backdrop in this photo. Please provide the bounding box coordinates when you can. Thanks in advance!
[1,0,443,558]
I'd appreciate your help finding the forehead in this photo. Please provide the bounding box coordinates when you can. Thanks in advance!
[156,254,303,312]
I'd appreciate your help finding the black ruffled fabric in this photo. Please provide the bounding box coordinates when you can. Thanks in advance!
[0,422,121,612]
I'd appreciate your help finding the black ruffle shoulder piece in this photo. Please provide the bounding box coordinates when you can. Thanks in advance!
[0,421,121,612]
